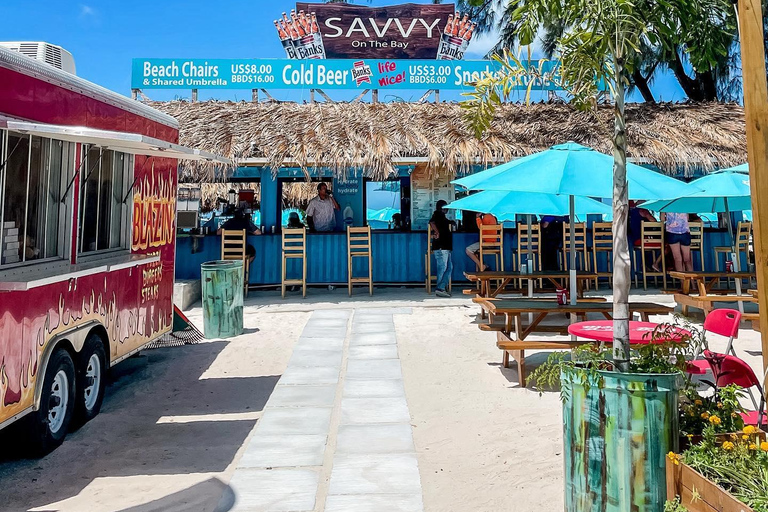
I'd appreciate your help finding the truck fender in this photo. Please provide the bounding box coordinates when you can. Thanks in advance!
[33,320,103,410]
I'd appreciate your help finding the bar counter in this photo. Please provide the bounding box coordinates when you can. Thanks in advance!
[175,229,734,286]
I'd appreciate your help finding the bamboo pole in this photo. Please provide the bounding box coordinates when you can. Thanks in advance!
[736,0,768,386]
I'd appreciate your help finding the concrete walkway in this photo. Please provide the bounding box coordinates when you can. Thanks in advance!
[221,308,423,512]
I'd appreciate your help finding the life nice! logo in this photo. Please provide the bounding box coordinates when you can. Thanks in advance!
[351,60,373,86]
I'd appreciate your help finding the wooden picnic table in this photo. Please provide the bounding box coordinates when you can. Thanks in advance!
[480,299,674,387]
[464,270,598,299]
[485,299,675,341]
[669,270,756,316]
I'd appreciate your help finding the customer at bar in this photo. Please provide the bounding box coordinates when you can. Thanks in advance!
[541,214,567,271]
[217,207,262,264]
[429,200,456,298]
[660,212,693,272]
[286,211,304,229]
[306,182,340,232]
[465,212,499,271]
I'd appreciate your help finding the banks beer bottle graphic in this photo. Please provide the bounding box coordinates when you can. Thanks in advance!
[437,11,475,60]
[275,9,326,59]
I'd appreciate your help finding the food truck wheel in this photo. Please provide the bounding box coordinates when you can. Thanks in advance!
[30,349,76,455]
[74,336,107,423]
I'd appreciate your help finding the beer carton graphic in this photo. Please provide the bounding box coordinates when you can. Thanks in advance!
[436,11,476,61]
[351,61,373,86]
[274,9,326,60]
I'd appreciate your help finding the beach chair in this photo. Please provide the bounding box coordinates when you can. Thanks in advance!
[686,308,740,375]
[704,350,767,427]
[348,226,373,296]
[425,232,451,294]
[591,222,613,289]
[479,224,504,271]
[221,229,250,297]
[689,221,704,271]
[281,228,307,298]
[640,221,666,290]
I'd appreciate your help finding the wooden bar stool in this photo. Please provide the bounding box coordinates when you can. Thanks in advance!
[561,223,590,273]
[640,221,667,290]
[479,224,504,271]
[591,222,613,289]
[281,228,307,298]
[221,229,250,297]
[714,221,751,270]
[425,233,451,294]
[348,226,373,296]
[517,223,541,288]
[689,221,705,270]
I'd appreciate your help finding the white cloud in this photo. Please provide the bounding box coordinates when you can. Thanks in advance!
[79,4,95,17]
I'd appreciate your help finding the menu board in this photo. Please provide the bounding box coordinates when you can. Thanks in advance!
[410,166,455,230]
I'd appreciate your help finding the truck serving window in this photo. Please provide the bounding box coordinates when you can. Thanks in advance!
[0,131,71,266]
[78,147,131,254]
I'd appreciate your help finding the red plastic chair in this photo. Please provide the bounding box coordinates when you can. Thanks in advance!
[704,350,767,427]
[686,309,741,375]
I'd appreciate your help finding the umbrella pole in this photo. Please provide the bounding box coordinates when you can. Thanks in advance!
[724,198,745,312]
[569,196,577,305]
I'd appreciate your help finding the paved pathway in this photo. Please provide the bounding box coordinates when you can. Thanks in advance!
[222,308,423,512]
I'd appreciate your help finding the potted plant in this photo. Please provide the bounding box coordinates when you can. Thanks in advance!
[678,384,747,450]
[530,319,705,512]
[666,426,768,512]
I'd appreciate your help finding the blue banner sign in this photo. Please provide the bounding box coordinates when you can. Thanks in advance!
[131,58,559,91]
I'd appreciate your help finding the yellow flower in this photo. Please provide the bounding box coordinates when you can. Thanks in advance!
[744,425,756,435]
[709,415,722,426]
[730,433,739,440]
[722,441,735,451]
[694,399,703,406]
[760,442,768,452]
[667,452,681,465]
[732,413,739,418]
[749,444,758,451]
[743,435,750,441]
[717,402,723,409]
[701,412,710,420]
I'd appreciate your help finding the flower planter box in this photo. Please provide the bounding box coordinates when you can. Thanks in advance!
[665,457,755,512]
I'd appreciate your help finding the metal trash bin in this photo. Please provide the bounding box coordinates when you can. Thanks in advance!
[200,260,244,339]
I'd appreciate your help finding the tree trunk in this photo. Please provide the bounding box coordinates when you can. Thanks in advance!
[669,50,705,101]
[612,55,631,372]
[631,69,655,103]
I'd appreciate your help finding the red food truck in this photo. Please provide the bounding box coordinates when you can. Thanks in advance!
[0,46,220,453]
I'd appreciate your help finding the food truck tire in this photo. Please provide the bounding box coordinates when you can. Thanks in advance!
[29,349,76,455]
[74,335,107,424]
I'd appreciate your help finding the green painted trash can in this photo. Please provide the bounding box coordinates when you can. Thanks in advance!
[562,369,681,512]
[200,260,244,339]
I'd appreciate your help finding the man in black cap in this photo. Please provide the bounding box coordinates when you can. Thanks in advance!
[429,200,456,297]
[217,207,261,264]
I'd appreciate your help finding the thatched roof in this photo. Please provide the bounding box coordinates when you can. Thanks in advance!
[152,101,747,181]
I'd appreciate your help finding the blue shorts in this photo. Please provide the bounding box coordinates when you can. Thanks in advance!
[666,232,691,246]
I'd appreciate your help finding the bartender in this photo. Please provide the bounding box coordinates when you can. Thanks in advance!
[306,182,340,232]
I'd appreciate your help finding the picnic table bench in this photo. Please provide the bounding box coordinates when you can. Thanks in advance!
[480,299,674,387]
[464,270,598,299]
[669,270,756,316]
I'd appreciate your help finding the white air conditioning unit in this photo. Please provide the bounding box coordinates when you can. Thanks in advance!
[0,41,76,75]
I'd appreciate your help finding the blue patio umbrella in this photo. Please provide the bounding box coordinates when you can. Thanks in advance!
[453,142,692,304]
[453,142,693,200]
[446,190,611,220]
[642,165,751,214]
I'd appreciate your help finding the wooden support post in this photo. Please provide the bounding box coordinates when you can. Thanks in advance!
[260,89,276,102]
[252,89,258,102]
[737,0,768,386]
[310,89,315,103]
[131,88,139,100]
[191,89,198,103]
[434,89,440,103]
[352,89,370,103]
[316,89,334,103]
[372,89,379,103]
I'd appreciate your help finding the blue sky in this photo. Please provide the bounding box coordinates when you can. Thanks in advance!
[1,0,686,103]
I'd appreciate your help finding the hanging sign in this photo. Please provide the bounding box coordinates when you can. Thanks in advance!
[132,58,559,91]
[277,3,469,60]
